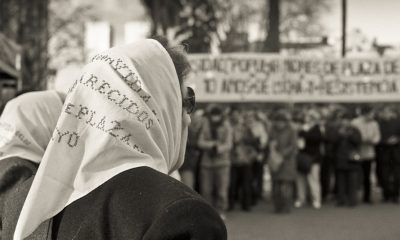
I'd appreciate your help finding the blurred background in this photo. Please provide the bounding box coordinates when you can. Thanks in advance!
[2,1,400,239]
[1,0,400,101]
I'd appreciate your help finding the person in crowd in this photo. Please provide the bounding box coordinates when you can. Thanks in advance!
[376,106,400,203]
[10,38,227,240]
[229,109,258,211]
[179,108,204,189]
[321,107,341,202]
[198,104,233,219]
[295,110,323,209]
[335,111,362,207]
[0,90,65,236]
[247,110,268,205]
[268,109,297,214]
[351,105,381,204]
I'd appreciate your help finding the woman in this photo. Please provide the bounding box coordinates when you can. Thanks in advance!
[269,110,298,213]
[335,111,362,207]
[0,90,64,235]
[198,105,233,219]
[13,39,226,240]
[295,110,323,209]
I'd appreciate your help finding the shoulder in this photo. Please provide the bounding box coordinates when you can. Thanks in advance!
[144,197,227,240]
[53,167,226,239]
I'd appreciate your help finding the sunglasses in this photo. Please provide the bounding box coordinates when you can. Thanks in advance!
[183,86,196,114]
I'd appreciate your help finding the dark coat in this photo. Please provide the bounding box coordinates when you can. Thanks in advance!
[0,157,38,237]
[299,125,323,164]
[270,125,298,181]
[335,126,362,170]
[376,118,400,164]
[3,167,227,240]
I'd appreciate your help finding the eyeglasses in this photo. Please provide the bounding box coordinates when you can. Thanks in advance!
[183,86,196,114]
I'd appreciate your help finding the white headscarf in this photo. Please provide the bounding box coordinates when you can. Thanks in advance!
[14,39,190,239]
[0,91,64,163]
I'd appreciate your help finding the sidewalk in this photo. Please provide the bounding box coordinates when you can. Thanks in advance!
[226,201,400,240]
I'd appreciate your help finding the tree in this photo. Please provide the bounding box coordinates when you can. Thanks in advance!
[264,0,331,52]
[48,0,95,74]
[141,0,229,53]
[264,0,280,52]
[0,0,50,91]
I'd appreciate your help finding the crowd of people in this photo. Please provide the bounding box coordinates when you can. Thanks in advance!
[180,103,400,216]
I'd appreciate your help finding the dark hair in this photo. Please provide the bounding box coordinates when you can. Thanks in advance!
[360,105,372,115]
[151,36,191,86]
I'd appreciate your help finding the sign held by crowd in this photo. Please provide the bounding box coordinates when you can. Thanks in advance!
[188,54,400,102]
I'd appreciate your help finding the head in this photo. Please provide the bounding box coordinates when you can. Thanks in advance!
[305,110,320,125]
[380,106,396,120]
[152,36,194,116]
[360,105,374,120]
[340,110,353,126]
[230,108,242,124]
[0,91,64,163]
[244,110,255,125]
[273,109,291,129]
[208,105,224,124]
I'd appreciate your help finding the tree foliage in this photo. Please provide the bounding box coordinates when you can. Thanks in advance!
[0,0,49,90]
[48,0,95,74]
[141,0,331,53]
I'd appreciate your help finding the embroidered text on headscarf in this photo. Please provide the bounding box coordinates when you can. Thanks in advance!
[59,53,162,153]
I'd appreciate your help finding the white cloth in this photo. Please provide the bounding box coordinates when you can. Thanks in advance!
[0,91,64,163]
[14,39,190,239]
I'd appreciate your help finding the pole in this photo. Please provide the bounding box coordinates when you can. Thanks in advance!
[342,0,347,57]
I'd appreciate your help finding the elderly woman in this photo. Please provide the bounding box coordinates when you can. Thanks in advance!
[269,109,298,214]
[11,38,226,240]
[0,90,64,235]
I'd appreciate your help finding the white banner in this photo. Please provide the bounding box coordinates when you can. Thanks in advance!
[188,54,400,102]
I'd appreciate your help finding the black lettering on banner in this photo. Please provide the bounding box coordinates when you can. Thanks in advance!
[204,78,217,94]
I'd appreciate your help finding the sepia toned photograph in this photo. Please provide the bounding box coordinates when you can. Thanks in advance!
[0,0,400,239]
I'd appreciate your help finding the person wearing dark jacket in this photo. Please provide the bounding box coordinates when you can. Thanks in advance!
[376,106,400,203]
[12,39,226,240]
[335,112,362,207]
[269,110,298,213]
[321,109,341,202]
[229,110,258,211]
[3,167,227,240]
[295,110,323,209]
[0,91,64,237]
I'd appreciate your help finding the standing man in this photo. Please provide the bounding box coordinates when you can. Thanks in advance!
[376,106,400,203]
[198,105,233,219]
[352,106,381,204]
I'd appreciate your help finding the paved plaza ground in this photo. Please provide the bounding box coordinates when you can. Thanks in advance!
[226,201,400,240]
